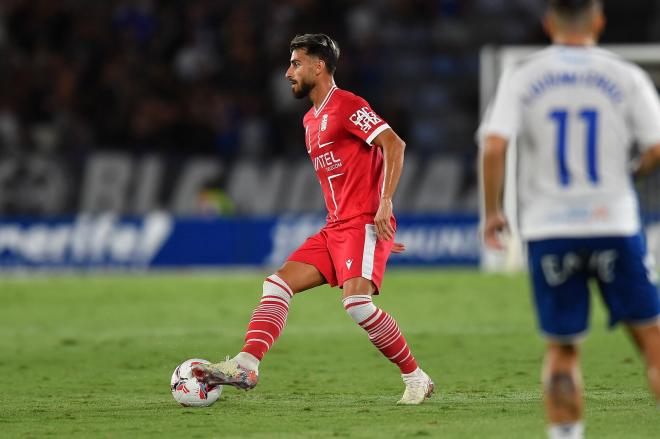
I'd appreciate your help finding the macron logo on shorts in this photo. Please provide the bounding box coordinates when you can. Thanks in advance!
[346,259,353,269]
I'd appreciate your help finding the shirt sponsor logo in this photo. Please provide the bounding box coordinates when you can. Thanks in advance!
[313,151,342,172]
[349,106,381,133]
[546,205,610,223]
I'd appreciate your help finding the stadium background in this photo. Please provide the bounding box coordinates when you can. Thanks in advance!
[4,2,660,438]
[1,0,659,269]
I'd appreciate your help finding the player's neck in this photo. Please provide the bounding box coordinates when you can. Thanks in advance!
[311,79,336,110]
[552,32,597,47]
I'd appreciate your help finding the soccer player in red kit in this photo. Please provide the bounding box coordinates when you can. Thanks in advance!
[193,33,434,405]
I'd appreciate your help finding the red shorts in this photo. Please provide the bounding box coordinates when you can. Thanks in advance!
[287,215,395,293]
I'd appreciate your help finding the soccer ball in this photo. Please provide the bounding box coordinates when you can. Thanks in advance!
[170,358,222,407]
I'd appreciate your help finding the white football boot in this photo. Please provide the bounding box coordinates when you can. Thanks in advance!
[191,356,259,391]
[397,368,435,405]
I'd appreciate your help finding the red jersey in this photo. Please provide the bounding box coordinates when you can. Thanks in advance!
[302,86,391,223]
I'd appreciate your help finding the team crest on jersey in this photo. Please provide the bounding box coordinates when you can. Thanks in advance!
[321,114,329,131]
[349,106,381,133]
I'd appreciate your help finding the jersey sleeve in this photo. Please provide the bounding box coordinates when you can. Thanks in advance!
[478,67,522,143]
[629,67,660,150]
[340,95,390,145]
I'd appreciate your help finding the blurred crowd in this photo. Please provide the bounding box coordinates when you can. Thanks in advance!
[0,0,659,161]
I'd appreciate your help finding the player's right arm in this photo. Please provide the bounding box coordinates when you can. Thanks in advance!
[482,135,509,250]
[479,68,520,250]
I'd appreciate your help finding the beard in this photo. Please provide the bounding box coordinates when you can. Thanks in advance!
[292,80,313,99]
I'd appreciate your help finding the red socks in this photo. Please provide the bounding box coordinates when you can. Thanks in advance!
[343,294,418,374]
[241,279,418,375]
[241,275,292,360]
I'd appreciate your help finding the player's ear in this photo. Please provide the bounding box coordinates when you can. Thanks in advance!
[316,58,325,76]
[542,14,555,39]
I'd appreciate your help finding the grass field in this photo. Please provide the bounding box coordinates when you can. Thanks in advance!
[1,270,658,438]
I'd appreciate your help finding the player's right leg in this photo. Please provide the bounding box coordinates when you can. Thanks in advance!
[192,262,326,390]
[193,232,334,391]
[543,343,584,439]
[527,238,590,438]
[238,261,326,365]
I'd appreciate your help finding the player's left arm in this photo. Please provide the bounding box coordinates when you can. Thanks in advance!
[635,143,660,177]
[371,128,405,242]
[630,68,660,178]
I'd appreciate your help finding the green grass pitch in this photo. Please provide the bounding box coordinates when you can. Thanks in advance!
[1,270,658,438]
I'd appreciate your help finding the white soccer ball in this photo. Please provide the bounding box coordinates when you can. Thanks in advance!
[170,358,222,407]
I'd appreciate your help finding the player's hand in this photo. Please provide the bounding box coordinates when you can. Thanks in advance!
[374,197,395,241]
[391,242,406,253]
[483,212,509,250]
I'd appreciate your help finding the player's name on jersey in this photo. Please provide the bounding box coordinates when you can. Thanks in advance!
[522,70,623,105]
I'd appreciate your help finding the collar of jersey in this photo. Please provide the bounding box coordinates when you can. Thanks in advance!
[313,85,338,117]
[553,43,594,48]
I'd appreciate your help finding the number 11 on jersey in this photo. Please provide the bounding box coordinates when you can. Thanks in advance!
[549,108,599,187]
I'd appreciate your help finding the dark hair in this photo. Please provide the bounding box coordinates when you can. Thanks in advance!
[290,34,340,74]
[548,0,601,16]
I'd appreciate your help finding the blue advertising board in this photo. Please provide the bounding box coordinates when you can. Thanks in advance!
[0,213,480,269]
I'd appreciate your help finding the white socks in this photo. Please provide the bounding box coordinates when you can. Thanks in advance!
[234,351,260,372]
[548,422,584,439]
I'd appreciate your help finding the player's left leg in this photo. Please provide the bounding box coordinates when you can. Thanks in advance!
[596,233,660,407]
[627,321,660,405]
[341,277,433,405]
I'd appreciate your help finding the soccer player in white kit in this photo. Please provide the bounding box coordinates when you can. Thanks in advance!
[480,1,660,437]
